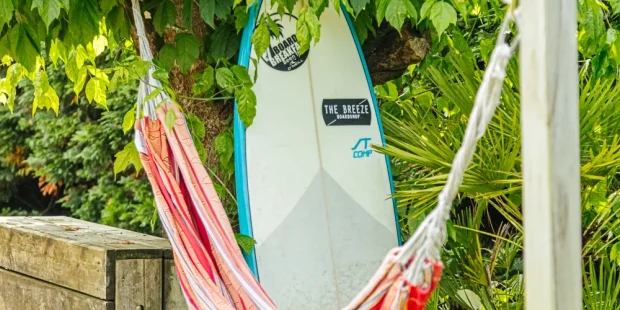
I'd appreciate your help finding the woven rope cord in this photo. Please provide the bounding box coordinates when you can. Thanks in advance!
[396,2,521,285]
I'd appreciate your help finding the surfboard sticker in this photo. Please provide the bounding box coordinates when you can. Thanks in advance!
[234,2,401,309]
[261,13,308,72]
[322,98,372,126]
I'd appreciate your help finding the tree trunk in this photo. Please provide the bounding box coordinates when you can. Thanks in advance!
[132,1,431,182]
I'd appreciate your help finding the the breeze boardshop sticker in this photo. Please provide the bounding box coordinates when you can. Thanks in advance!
[322,98,372,126]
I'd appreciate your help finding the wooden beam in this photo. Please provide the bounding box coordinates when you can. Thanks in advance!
[115,259,163,310]
[0,268,113,310]
[519,0,582,309]
[0,216,170,299]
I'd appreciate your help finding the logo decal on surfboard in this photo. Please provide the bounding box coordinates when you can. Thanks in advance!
[322,98,372,126]
[258,13,309,72]
[352,137,373,159]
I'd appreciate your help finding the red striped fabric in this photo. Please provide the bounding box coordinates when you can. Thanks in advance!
[135,102,440,310]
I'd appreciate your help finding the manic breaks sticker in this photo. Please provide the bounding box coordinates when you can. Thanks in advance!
[259,13,309,72]
[322,98,372,126]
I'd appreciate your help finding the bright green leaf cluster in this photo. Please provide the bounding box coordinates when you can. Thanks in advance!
[234,233,257,254]
[114,141,143,177]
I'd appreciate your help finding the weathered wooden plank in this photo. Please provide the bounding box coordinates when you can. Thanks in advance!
[0,216,172,299]
[519,0,582,308]
[163,259,188,310]
[115,259,162,310]
[0,268,114,310]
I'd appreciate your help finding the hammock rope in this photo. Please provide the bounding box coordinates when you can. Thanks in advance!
[131,0,520,308]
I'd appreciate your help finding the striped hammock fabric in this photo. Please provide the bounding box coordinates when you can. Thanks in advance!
[130,0,518,308]
[135,103,277,309]
[134,101,441,310]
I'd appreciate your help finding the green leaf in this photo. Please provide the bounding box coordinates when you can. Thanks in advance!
[386,0,408,30]
[306,10,321,43]
[236,86,256,127]
[192,65,215,96]
[231,65,251,86]
[208,25,241,60]
[108,6,130,41]
[446,220,457,241]
[165,108,176,130]
[430,2,457,37]
[251,18,270,58]
[234,233,256,254]
[234,6,249,32]
[182,0,192,27]
[175,33,200,74]
[32,0,63,29]
[74,66,88,94]
[354,10,373,43]
[144,88,163,102]
[296,19,311,55]
[69,0,100,47]
[420,0,435,21]
[199,0,216,27]
[351,0,370,15]
[185,113,206,139]
[186,113,207,163]
[215,0,234,20]
[153,0,177,35]
[0,0,13,29]
[32,70,60,116]
[278,0,296,13]
[122,108,136,133]
[607,28,617,46]
[216,67,236,92]
[612,0,620,15]
[114,142,143,176]
[266,14,281,38]
[158,44,177,71]
[8,24,40,73]
[100,0,118,14]
[85,77,107,108]
[611,243,619,262]
[49,38,67,66]
[375,0,389,25]
[452,0,467,22]
[215,131,234,171]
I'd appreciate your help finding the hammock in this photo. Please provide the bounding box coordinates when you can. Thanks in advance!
[131,0,520,309]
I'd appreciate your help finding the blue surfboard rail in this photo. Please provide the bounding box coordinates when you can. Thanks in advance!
[234,0,262,279]
[234,2,404,280]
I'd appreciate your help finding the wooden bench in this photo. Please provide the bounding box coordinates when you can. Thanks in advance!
[0,216,187,310]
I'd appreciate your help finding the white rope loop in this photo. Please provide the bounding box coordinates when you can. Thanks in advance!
[395,5,521,286]
[130,0,171,120]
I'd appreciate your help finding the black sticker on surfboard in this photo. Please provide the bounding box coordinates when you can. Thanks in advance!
[258,13,309,72]
[322,99,372,126]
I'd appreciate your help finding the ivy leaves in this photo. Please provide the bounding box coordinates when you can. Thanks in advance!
[114,142,143,176]
[68,0,100,47]
[8,24,40,73]
[297,8,321,55]
[157,34,200,74]
[175,34,200,73]
[384,0,416,31]
[153,0,177,35]
[251,16,270,58]
[428,2,457,38]
[200,0,234,28]
[191,64,257,128]
[0,1,13,29]
[32,0,67,29]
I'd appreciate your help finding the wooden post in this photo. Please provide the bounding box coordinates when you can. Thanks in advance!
[519,0,582,309]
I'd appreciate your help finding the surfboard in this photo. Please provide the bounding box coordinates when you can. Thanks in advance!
[234,2,401,309]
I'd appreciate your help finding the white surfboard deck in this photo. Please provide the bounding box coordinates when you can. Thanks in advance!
[234,2,400,309]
